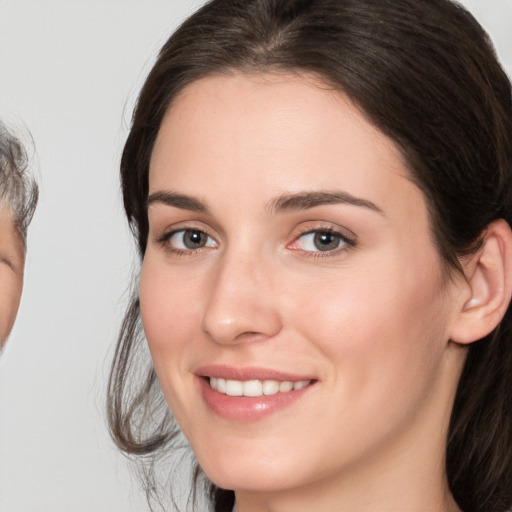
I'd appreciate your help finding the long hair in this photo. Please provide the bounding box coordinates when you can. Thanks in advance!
[108,1,512,511]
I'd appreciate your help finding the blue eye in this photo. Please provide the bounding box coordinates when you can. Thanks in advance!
[294,230,350,252]
[167,229,217,250]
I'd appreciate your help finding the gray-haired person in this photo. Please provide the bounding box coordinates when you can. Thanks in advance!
[0,121,38,347]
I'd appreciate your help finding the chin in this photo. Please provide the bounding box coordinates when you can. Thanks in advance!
[197,448,311,494]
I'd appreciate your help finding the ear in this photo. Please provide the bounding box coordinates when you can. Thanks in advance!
[450,219,512,344]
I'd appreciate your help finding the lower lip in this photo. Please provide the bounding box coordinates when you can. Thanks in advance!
[198,377,315,422]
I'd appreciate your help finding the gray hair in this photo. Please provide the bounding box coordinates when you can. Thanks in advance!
[0,121,38,244]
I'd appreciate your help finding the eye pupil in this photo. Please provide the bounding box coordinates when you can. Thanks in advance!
[313,231,339,251]
[184,230,206,249]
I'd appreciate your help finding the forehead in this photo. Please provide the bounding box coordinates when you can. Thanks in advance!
[155,72,401,163]
[149,72,418,216]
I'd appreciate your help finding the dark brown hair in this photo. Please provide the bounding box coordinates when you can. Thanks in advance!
[108,1,512,511]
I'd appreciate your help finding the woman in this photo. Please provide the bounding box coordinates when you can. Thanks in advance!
[108,1,512,511]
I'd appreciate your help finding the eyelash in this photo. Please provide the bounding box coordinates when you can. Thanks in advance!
[289,227,356,258]
[154,226,357,257]
[155,228,217,256]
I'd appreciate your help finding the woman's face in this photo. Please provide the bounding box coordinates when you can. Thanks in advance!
[140,73,466,500]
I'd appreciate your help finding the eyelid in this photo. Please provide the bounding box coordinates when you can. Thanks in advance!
[150,220,356,258]
[288,223,357,255]
[151,218,215,241]
[153,223,219,254]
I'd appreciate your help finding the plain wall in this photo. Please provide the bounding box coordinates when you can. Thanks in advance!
[0,1,511,511]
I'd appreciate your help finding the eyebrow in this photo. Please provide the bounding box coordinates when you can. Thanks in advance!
[146,189,384,216]
[268,191,384,215]
[147,191,209,213]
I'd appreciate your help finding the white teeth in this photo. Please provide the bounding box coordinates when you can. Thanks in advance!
[209,377,312,397]
[225,380,243,396]
[243,380,263,397]
[262,380,279,395]
[293,380,310,390]
[279,381,294,392]
[217,378,226,393]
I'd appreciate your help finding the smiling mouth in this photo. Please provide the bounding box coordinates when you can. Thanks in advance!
[208,377,313,397]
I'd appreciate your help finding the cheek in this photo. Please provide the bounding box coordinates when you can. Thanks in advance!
[139,258,205,428]
[140,261,195,351]
[285,254,451,415]
[139,255,215,403]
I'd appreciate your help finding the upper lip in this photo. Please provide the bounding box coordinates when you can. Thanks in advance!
[195,364,316,382]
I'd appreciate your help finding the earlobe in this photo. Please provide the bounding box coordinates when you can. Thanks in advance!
[450,219,512,344]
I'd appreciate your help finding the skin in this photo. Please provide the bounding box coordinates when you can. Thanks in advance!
[140,73,472,512]
[0,207,24,347]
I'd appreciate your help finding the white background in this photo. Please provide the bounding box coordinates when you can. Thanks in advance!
[0,1,511,511]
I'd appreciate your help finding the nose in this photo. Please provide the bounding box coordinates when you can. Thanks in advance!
[201,251,282,345]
